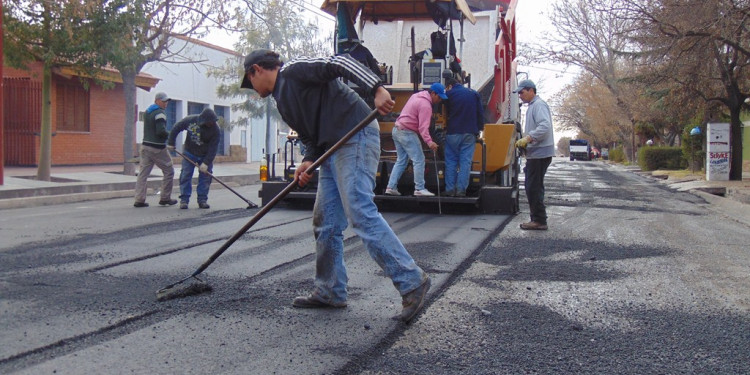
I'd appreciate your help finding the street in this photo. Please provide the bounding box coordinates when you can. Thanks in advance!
[1,159,749,374]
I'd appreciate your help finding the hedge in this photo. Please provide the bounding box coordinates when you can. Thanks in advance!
[637,146,686,171]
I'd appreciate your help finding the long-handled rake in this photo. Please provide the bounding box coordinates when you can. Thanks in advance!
[172,148,258,209]
[156,109,380,301]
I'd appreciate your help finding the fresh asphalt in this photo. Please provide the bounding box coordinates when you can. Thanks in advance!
[1,159,749,374]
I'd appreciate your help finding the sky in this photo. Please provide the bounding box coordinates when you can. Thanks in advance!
[514,0,578,102]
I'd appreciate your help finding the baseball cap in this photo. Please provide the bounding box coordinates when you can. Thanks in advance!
[155,92,170,101]
[240,49,275,89]
[430,82,448,100]
[512,79,536,93]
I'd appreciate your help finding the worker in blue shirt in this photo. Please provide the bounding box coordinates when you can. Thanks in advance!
[443,78,484,197]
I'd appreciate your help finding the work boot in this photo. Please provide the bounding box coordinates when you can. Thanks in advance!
[520,221,548,230]
[158,199,178,206]
[133,202,149,208]
[180,202,188,209]
[292,294,347,308]
[444,189,456,197]
[198,202,210,209]
[400,277,431,322]
[456,191,466,197]
[384,188,401,196]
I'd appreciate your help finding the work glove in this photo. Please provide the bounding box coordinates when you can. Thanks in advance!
[167,145,175,151]
[515,136,531,148]
[199,163,209,173]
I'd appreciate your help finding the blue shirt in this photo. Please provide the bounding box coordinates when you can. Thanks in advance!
[445,84,484,135]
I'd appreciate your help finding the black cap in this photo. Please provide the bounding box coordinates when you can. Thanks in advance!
[240,49,275,89]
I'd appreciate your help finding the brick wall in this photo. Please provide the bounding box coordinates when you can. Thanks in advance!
[51,79,126,164]
[3,62,128,165]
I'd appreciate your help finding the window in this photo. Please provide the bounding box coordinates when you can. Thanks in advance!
[187,102,205,116]
[165,101,178,132]
[56,80,90,132]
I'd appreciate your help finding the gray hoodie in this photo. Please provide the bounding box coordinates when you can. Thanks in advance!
[524,96,555,159]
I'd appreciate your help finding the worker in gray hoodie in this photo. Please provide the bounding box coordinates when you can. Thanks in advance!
[514,79,555,230]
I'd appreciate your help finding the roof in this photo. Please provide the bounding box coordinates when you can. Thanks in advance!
[171,34,242,57]
[54,66,160,90]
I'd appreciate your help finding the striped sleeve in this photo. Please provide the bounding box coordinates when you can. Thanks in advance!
[282,55,381,93]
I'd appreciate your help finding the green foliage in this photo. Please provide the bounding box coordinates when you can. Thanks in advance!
[208,0,333,130]
[3,0,111,76]
[637,146,685,171]
[609,146,627,163]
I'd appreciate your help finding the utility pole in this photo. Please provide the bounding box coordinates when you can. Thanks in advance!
[1,0,4,185]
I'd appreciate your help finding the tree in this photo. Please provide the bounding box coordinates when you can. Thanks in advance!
[557,136,571,157]
[555,72,630,148]
[623,0,750,180]
[526,0,641,161]
[3,0,115,180]
[210,0,332,129]
[97,0,225,175]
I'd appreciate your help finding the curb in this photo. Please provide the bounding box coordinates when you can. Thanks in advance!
[688,189,750,228]
[0,174,260,210]
[0,190,134,210]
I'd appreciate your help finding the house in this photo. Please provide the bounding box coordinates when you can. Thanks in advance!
[2,62,158,166]
[137,36,284,164]
[3,36,280,167]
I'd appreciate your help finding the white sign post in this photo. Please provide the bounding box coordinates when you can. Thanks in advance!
[706,122,731,181]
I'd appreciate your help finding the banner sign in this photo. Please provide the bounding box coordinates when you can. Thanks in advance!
[706,122,730,181]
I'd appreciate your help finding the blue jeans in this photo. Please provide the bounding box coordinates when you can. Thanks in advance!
[179,150,212,203]
[312,124,426,305]
[444,133,476,193]
[387,126,426,191]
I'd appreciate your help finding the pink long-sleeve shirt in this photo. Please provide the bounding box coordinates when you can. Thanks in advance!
[395,90,434,144]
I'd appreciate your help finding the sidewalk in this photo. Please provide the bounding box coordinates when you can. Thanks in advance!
[0,161,291,210]
[2,162,749,222]
[618,164,750,227]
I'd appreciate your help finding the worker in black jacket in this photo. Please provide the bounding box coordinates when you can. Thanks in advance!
[167,108,220,209]
[240,50,431,322]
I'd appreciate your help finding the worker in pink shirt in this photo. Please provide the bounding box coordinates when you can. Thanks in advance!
[385,82,447,197]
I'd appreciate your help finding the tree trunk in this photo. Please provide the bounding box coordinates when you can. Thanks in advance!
[121,69,137,176]
[729,105,743,181]
[36,64,52,181]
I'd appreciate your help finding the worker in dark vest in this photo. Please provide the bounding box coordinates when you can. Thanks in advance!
[133,92,177,208]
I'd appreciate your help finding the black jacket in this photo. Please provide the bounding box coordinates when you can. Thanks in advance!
[271,54,382,162]
[167,115,220,165]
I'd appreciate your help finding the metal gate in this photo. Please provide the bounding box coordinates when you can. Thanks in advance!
[3,78,41,166]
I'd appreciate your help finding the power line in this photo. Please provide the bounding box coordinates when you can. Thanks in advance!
[519,64,579,76]
[289,0,336,23]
